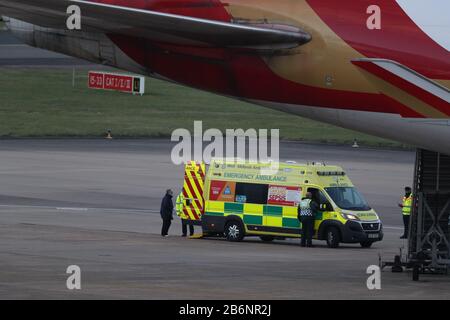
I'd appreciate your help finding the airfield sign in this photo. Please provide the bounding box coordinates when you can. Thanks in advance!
[88,71,145,95]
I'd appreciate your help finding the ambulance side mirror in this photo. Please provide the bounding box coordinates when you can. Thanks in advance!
[321,203,333,211]
[185,199,192,206]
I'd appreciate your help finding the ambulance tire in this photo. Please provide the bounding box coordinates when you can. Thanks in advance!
[360,241,373,248]
[260,236,275,242]
[224,220,245,242]
[326,227,341,248]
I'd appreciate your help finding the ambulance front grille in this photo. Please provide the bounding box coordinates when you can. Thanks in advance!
[361,222,380,231]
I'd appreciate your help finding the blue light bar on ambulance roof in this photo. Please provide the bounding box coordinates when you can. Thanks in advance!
[317,171,346,176]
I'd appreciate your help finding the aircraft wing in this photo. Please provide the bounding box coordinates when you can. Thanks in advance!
[353,58,450,118]
[0,0,311,50]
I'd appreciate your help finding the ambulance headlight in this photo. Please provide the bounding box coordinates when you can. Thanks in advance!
[341,213,360,221]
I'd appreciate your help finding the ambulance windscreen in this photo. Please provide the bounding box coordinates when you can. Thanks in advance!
[325,187,371,211]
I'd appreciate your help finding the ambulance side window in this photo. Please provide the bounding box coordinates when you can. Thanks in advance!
[320,192,331,207]
[307,188,331,208]
[235,183,268,205]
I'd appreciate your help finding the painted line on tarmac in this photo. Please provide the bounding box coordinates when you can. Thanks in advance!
[0,204,406,229]
[56,207,88,211]
[0,204,158,214]
[383,226,404,230]
[0,204,404,228]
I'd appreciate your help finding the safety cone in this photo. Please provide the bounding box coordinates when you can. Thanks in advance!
[352,139,359,148]
[105,130,113,140]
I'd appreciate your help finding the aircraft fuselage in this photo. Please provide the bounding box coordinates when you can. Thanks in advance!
[1,0,449,152]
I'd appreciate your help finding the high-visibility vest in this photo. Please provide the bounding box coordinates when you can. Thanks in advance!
[299,199,313,217]
[176,193,184,217]
[402,194,413,216]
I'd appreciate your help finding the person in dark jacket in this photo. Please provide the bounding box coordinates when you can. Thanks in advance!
[298,192,319,247]
[160,189,174,236]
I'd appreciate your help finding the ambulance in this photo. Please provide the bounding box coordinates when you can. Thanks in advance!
[179,159,383,248]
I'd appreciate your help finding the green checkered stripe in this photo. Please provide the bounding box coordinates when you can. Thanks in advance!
[205,202,325,229]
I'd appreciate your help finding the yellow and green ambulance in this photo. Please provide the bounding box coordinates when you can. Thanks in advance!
[180,159,383,248]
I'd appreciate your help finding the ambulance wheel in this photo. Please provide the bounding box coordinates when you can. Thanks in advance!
[224,221,244,242]
[360,241,373,248]
[326,227,341,248]
[260,236,275,242]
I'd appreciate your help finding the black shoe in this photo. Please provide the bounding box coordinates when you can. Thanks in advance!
[182,234,187,237]
[300,243,306,247]
[400,235,407,239]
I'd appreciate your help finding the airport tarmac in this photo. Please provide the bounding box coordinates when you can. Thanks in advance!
[0,139,449,300]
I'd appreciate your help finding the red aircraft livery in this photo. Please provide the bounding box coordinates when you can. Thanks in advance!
[0,0,449,153]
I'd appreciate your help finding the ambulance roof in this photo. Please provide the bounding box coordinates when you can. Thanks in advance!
[207,159,353,187]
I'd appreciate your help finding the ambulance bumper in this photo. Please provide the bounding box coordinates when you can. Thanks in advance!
[202,215,226,234]
[341,220,384,243]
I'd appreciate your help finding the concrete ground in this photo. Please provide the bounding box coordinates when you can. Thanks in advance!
[0,139,449,300]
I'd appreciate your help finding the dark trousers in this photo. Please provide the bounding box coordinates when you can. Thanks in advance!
[182,219,194,236]
[300,217,315,247]
[402,215,410,238]
[161,218,172,236]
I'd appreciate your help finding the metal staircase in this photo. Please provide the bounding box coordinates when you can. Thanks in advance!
[408,149,450,278]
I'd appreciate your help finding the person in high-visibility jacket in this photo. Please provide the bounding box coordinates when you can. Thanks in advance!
[298,192,319,247]
[398,186,413,239]
[176,193,194,237]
